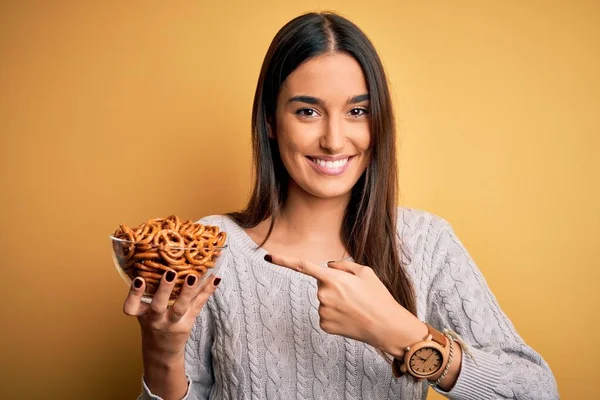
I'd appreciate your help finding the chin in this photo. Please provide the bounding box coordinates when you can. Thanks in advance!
[297,178,358,200]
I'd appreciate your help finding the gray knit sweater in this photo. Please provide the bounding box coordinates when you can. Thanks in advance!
[140,208,558,400]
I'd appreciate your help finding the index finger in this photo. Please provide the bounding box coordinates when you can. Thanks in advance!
[265,253,328,281]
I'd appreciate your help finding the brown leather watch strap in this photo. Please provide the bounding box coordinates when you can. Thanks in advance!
[426,323,448,347]
[392,357,404,377]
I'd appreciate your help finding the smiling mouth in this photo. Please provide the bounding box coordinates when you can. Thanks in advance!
[307,156,352,168]
[306,155,355,176]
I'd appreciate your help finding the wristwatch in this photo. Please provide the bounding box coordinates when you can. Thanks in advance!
[392,323,450,381]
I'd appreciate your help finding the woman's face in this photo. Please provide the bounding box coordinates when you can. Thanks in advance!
[272,52,371,200]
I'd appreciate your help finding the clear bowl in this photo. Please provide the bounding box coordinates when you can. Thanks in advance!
[110,235,228,305]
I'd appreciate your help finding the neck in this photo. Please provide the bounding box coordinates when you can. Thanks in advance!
[243,180,352,262]
[277,181,349,242]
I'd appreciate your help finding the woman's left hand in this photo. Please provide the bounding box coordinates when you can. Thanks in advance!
[265,254,427,356]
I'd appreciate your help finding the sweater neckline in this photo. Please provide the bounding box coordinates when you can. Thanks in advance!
[222,216,353,276]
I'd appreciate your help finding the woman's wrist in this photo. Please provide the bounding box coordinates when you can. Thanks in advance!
[141,334,189,399]
[432,341,463,391]
[141,331,187,362]
[142,351,187,400]
[142,345,185,369]
[379,306,428,358]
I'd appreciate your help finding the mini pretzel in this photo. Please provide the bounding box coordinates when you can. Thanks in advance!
[113,224,135,263]
[134,222,160,244]
[141,259,173,272]
[132,251,161,260]
[185,240,213,265]
[112,215,226,299]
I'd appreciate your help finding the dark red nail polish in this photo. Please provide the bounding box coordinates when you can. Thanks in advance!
[186,274,197,286]
[165,271,176,282]
[133,278,143,288]
[264,254,272,263]
[214,277,222,286]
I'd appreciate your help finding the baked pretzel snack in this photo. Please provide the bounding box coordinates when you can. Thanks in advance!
[112,215,226,298]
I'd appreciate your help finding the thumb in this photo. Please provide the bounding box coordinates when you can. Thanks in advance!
[327,260,363,275]
[123,277,149,317]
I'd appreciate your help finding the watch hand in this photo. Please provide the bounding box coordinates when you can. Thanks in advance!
[423,354,436,370]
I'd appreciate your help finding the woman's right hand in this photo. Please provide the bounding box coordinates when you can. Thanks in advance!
[123,270,221,399]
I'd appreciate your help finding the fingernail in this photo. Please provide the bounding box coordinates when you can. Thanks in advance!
[264,254,272,263]
[165,271,176,282]
[214,277,222,286]
[133,278,143,288]
[186,274,197,286]
[327,260,335,265]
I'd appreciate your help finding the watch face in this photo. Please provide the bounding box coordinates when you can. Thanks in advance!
[409,347,443,376]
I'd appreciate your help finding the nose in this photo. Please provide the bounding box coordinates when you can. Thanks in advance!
[319,115,345,153]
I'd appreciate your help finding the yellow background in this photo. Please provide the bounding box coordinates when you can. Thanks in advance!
[1,1,598,398]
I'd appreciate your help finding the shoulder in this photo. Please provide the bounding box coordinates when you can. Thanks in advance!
[195,213,252,252]
[396,206,452,246]
[196,214,230,227]
[396,206,466,268]
[396,206,478,284]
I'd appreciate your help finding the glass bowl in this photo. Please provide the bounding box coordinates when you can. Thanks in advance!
[110,234,228,305]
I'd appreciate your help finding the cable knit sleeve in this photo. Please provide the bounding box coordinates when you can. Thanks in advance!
[138,303,216,400]
[425,221,559,400]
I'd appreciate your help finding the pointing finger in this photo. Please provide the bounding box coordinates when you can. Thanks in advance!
[326,260,364,275]
[264,254,327,281]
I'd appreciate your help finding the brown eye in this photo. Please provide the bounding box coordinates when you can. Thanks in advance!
[295,108,319,117]
[349,107,369,117]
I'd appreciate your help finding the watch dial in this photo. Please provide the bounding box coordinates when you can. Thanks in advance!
[409,347,443,376]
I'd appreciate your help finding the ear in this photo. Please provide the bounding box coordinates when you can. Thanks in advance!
[266,121,276,139]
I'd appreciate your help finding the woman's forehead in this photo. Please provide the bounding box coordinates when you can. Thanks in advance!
[281,53,368,102]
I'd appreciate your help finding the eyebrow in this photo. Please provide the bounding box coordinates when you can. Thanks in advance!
[287,93,370,106]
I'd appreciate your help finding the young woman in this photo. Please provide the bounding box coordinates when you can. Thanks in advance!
[123,12,558,400]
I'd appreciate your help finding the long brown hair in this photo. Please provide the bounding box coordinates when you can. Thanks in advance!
[228,12,416,317]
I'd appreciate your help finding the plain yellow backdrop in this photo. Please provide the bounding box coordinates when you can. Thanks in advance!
[1,1,598,398]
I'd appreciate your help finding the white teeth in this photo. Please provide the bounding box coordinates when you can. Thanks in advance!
[312,157,349,169]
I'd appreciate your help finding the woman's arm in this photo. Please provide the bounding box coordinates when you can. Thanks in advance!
[139,303,216,400]
[265,218,558,399]
[423,222,559,399]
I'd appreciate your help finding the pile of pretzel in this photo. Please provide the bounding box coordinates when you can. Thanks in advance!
[112,215,226,296]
